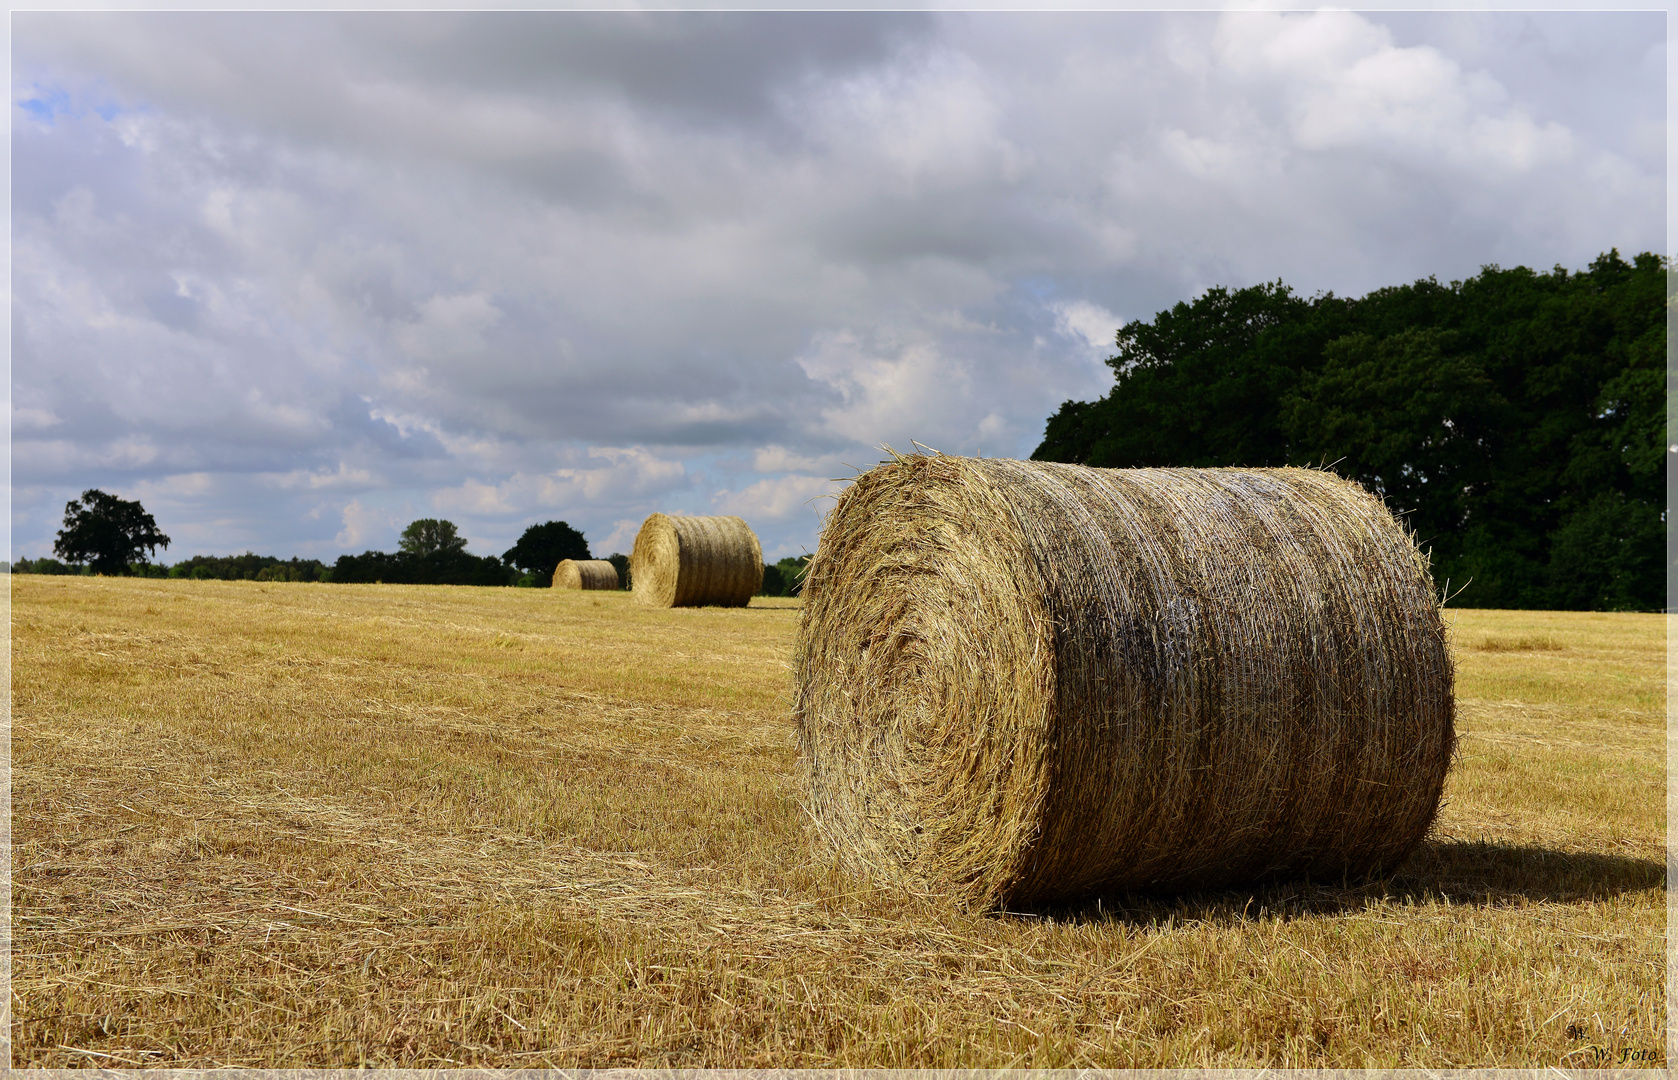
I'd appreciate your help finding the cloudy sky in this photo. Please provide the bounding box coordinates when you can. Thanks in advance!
[10,9,1666,565]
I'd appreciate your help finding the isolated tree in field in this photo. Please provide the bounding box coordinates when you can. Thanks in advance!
[398,519,468,558]
[53,489,171,575]
[502,521,590,586]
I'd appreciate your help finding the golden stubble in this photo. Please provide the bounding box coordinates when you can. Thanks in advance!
[11,575,1665,1068]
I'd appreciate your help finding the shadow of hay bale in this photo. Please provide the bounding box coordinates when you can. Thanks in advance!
[1388,838,1664,903]
[1014,840,1664,927]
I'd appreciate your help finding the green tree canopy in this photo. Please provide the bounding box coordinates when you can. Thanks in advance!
[1033,250,1667,611]
[53,489,172,576]
[757,555,812,597]
[399,519,468,558]
[331,518,512,586]
[502,521,590,586]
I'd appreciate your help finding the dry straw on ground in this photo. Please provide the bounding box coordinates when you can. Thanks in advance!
[9,576,1665,1066]
[795,455,1456,910]
[553,558,620,590]
[631,513,762,608]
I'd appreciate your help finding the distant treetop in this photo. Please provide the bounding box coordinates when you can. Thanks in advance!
[399,519,469,558]
[503,521,590,587]
[53,489,171,576]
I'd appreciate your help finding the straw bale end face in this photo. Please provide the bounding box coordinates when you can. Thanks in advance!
[793,455,1455,910]
[553,559,619,591]
[630,513,763,608]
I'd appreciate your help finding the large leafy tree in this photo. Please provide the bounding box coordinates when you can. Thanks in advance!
[1034,250,1666,610]
[1036,281,1354,468]
[503,521,590,587]
[53,489,171,575]
[399,519,468,558]
[1280,326,1501,582]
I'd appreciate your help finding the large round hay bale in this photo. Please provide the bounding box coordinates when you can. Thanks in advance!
[630,513,762,608]
[552,559,619,591]
[794,455,1454,909]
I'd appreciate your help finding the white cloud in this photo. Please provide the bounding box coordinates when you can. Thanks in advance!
[1050,300,1121,356]
[595,518,642,555]
[7,11,1661,563]
[264,462,377,490]
[751,444,846,476]
[797,330,974,449]
[1214,11,1577,175]
[432,477,512,516]
[132,472,216,499]
[393,292,502,363]
[1159,129,1246,181]
[715,473,842,522]
[555,446,687,499]
[795,43,1026,192]
[430,445,688,522]
[14,407,63,431]
[335,498,396,549]
[15,436,161,473]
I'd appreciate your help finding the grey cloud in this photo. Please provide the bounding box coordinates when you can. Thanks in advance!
[10,10,1664,565]
[1376,12,1664,174]
[387,13,938,130]
[17,13,940,213]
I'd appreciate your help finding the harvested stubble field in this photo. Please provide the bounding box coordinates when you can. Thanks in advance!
[10,575,1667,1068]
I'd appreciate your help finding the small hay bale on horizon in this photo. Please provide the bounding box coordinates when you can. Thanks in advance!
[552,559,620,591]
[630,513,762,608]
[793,454,1455,910]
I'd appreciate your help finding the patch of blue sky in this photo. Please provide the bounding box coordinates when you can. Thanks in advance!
[1012,276,1062,303]
[16,84,125,125]
[17,85,71,124]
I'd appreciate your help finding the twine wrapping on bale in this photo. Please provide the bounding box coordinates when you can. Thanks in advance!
[630,513,763,608]
[793,454,1455,909]
[553,559,620,591]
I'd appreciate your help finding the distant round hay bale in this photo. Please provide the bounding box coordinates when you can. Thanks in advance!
[794,455,1454,909]
[552,559,619,591]
[630,513,762,608]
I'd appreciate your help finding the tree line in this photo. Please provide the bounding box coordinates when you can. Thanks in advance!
[1034,250,1665,611]
[19,490,813,595]
[10,552,334,581]
[327,518,588,587]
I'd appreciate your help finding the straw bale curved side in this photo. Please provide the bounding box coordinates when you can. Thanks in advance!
[630,513,762,608]
[552,559,619,591]
[794,455,1454,909]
